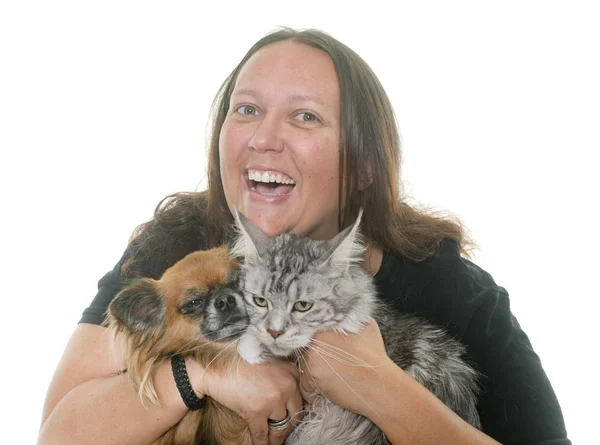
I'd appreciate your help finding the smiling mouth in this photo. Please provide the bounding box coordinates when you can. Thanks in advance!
[247,169,296,196]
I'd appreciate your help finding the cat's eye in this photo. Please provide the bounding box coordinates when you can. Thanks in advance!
[253,296,268,307]
[293,301,313,312]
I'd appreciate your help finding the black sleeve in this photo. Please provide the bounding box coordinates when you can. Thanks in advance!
[79,247,131,326]
[376,241,571,445]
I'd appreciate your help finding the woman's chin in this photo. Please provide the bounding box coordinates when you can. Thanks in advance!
[241,210,293,238]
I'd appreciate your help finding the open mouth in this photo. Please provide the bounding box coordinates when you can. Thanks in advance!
[247,169,296,196]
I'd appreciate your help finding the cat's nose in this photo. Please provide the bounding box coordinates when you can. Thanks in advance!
[267,328,285,339]
[214,294,236,312]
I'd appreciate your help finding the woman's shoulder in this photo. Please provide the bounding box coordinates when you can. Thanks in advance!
[377,241,570,443]
[80,246,133,325]
[374,239,509,339]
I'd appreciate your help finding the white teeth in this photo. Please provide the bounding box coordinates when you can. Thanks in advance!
[248,169,296,185]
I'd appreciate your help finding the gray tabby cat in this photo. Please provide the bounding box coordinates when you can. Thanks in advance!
[232,212,481,445]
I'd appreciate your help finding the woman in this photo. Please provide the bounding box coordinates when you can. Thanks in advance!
[38,28,570,445]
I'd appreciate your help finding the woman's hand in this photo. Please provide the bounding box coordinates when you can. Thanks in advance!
[298,322,500,445]
[298,320,397,418]
[187,357,303,445]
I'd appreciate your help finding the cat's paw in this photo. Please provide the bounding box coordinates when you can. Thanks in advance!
[238,333,268,364]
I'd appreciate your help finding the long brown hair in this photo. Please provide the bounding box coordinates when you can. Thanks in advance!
[126,28,470,279]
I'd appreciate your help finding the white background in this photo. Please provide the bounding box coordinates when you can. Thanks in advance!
[1,1,597,443]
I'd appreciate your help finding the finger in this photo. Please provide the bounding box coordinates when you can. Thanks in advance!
[288,384,305,427]
[299,373,319,405]
[267,408,291,445]
[279,359,301,380]
[297,354,319,401]
[268,425,288,445]
[267,381,304,445]
[246,418,269,445]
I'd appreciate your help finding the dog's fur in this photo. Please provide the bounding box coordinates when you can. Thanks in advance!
[106,246,253,445]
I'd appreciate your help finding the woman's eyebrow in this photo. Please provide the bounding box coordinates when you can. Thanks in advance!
[232,88,258,98]
[232,88,333,109]
[289,94,332,109]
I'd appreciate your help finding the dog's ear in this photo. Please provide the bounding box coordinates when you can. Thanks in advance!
[108,278,165,333]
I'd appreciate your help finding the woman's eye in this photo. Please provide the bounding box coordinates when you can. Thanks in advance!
[295,112,319,123]
[253,296,268,307]
[236,105,259,116]
[293,301,313,312]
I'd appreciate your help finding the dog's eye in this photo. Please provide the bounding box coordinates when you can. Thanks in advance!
[181,298,204,314]
[293,301,313,312]
[253,296,268,308]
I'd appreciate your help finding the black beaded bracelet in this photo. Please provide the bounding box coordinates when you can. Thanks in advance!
[170,354,206,410]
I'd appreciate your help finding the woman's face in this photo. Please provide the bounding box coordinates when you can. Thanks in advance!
[219,40,341,240]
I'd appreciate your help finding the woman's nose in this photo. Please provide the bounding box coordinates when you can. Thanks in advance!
[248,116,284,153]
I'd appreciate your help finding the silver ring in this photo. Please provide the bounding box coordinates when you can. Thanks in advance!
[267,410,291,431]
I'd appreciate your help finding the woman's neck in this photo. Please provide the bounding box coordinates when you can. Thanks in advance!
[364,242,383,276]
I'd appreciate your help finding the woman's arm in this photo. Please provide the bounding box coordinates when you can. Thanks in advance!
[39,323,304,445]
[361,357,499,445]
[38,323,188,445]
[299,321,500,445]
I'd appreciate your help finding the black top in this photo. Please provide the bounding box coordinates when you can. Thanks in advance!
[80,239,570,445]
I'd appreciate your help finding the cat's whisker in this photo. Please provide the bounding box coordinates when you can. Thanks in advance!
[309,341,361,363]
[204,339,238,372]
[174,331,233,354]
[309,342,374,368]
[200,323,250,337]
[298,352,324,400]
[308,344,356,365]
[173,339,202,353]
[203,323,248,337]
[295,350,323,395]
[310,339,387,368]
[172,330,247,356]
[309,343,388,387]
[309,344,387,388]
[293,350,302,369]
[234,350,243,379]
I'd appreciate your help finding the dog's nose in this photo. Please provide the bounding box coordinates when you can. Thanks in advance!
[267,328,285,339]
[214,294,236,312]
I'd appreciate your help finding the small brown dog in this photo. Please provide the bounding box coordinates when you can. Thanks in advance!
[106,246,252,445]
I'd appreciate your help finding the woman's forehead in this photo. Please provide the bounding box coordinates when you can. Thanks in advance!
[233,41,340,109]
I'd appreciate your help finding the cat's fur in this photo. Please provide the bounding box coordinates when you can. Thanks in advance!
[106,246,254,445]
[233,212,481,445]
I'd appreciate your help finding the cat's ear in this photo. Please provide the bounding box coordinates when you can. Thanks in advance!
[107,278,165,333]
[231,208,271,262]
[319,209,365,272]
